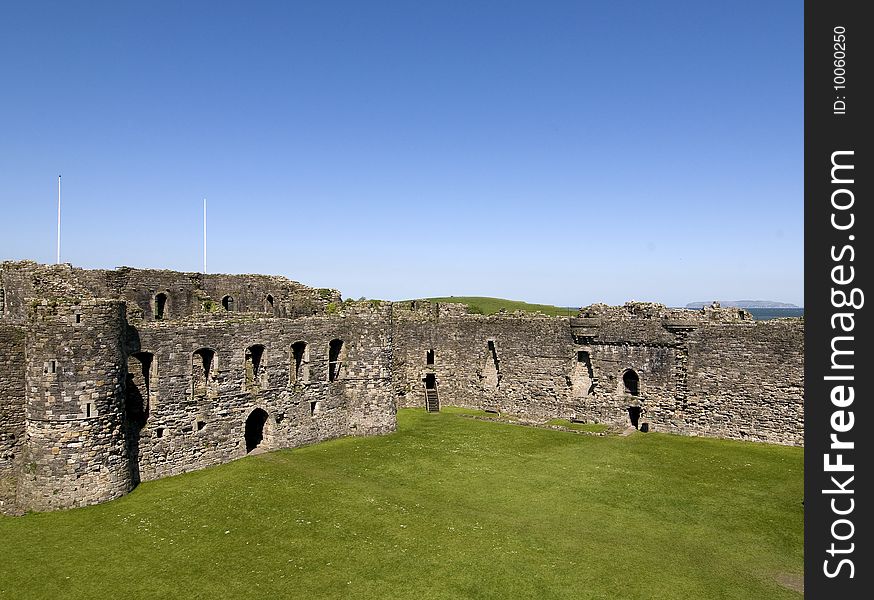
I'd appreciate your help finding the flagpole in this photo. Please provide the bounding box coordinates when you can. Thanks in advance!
[57,175,61,264]
[203,198,207,274]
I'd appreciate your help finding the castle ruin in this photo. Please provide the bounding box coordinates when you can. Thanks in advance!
[0,261,803,514]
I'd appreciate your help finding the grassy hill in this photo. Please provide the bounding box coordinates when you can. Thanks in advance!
[421,296,576,317]
[0,408,802,599]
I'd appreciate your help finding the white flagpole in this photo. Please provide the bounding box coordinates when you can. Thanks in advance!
[203,198,207,274]
[57,175,61,264]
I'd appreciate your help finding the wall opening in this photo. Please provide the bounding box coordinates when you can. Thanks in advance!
[74,312,82,324]
[426,349,435,365]
[244,408,269,453]
[222,295,235,311]
[192,348,216,397]
[291,341,309,384]
[623,369,640,396]
[328,339,345,382]
[0,287,5,317]
[126,351,154,486]
[628,406,642,429]
[155,427,164,438]
[154,293,168,320]
[425,373,436,389]
[245,344,266,390]
[196,420,206,431]
[310,401,321,416]
[125,352,153,428]
[483,340,500,389]
[265,294,274,313]
[572,350,595,398]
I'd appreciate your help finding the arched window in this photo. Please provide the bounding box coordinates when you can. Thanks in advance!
[192,348,216,397]
[328,339,345,382]
[222,295,235,311]
[623,369,640,396]
[291,341,309,384]
[154,293,168,320]
[245,344,266,389]
[265,294,274,314]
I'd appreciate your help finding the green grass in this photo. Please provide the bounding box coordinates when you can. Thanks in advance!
[0,409,803,599]
[421,296,576,317]
[440,406,493,417]
[544,418,610,433]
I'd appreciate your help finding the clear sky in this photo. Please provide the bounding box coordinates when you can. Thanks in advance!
[0,1,802,307]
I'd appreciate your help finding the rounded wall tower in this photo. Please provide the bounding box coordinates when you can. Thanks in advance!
[18,298,132,511]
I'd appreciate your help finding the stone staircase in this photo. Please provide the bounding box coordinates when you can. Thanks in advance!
[424,387,440,412]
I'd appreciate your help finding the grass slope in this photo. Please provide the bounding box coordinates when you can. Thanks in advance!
[0,409,803,599]
[422,296,575,317]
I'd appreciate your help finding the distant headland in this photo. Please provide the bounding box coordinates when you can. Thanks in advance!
[685,300,801,309]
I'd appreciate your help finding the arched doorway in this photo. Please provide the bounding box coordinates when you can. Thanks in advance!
[623,369,640,396]
[245,408,269,453]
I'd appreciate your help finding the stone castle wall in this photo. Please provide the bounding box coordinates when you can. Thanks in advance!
[0,324,25,511]
[0,262,804,513]
[392,301,804,446]
[125,303,394,483]
[0,262,393,513]
[18,299,132,511]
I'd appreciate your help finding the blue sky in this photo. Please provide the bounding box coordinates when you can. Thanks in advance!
[0,1,802,306]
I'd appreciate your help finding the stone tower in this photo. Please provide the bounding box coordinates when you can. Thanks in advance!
[17,299,132,510]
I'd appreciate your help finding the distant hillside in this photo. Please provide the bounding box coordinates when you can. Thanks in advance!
[420,296,576,317]
[685,300,800,309]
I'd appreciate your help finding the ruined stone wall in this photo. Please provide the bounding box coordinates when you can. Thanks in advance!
[392,303,581,419]
[79,268,339,321]
[392,302,804,445]
[17,299,133,511]
[0,325,25,512]
[0,261,339,323]
[0,261,805,513]
[682,320,804,444]
[0,262,393,513]
[125,302,395,482]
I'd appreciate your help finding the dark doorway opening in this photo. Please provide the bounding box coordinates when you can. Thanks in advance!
[328,339,344,382]
[628,406,642,429]
[623,369,640,396]
[245,408,268,453]
[425,373,436,389]
[222,295,235,311]
[426,349,435,365]
[125,351,154,486]
[154,293,168,320]
[265,294,274,313]
[291,341,309,383]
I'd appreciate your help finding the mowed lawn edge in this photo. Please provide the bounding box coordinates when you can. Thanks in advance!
[0,408,803,600]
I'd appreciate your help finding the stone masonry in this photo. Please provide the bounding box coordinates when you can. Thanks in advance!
[0,261,803,513]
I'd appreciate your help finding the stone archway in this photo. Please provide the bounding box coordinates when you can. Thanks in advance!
[244,408,269,453]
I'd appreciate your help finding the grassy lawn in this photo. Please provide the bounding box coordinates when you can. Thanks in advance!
[0,409,803,599]
[545,418,610,433]
[421,296,576,317]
